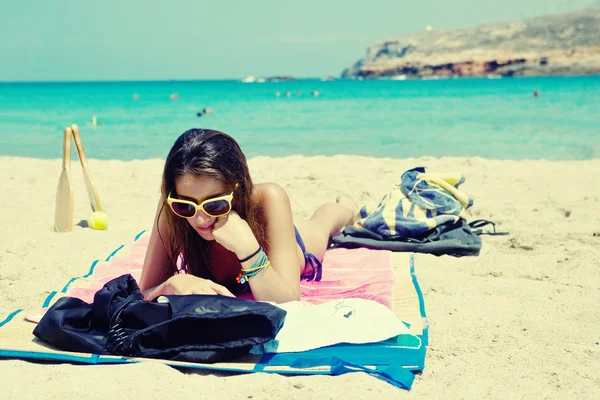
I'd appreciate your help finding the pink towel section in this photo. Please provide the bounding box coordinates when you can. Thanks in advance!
[61,236,149,304]
[46,232,395,311]
[304,247,394,309]
[239,247,395,309]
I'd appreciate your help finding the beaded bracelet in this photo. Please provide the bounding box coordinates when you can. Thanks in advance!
[236,248,270,285]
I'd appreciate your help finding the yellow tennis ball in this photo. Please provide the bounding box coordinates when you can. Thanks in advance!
[88,211,108,230]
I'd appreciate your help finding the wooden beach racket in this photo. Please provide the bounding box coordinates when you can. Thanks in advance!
[71,124,103,212]
[54,126,75,232]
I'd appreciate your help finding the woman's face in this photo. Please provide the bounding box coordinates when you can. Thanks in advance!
[173,174,230,241]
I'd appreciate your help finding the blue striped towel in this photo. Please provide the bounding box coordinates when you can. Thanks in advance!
[355,167,474,239]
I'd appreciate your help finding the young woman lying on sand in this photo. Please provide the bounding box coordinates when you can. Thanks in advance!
[139,129,358,303]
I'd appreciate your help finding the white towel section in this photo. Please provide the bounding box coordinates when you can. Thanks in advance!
[255,298,415,353]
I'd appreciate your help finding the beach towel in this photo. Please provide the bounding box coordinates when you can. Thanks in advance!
[251,298,420,354]
[333,219,483,256]
[30,231,395,314]
[0,230,428,390]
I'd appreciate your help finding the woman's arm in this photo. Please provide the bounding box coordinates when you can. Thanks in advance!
[210,183,304,303]
[249,183,303,301]
[139,197,173,293]
[234,183,305,303]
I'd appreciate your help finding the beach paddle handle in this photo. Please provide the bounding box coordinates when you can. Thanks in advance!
[63,126,72,169]
[71,124,89,166]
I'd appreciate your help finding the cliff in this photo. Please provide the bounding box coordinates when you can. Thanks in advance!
[342,9,600,79]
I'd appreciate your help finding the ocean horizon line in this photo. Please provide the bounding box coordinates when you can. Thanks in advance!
[0,77,327,85]
[1,154,598,163]
[2,74,600,85]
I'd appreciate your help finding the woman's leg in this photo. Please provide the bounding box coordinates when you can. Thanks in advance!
[293,196,358,266]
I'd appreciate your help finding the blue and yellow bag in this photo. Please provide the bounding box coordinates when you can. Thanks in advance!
[355,166,474,239]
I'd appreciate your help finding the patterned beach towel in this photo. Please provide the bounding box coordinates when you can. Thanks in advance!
[355,166,473,239]
[27,230,396,322]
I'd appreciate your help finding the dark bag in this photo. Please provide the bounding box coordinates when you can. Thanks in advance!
[331,219,507,257]
[33,274,286,363]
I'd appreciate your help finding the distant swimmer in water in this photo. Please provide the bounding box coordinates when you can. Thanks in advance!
[196,107,213,117]
[533,90,539,98]
[311,90,320,97]
[170,93,179,100]
[91,114,103,127]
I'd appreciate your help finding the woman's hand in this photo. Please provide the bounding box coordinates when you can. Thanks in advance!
[212,210,260,259]
[143,274,234,300]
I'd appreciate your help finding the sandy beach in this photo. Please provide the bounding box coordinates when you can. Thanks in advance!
[1,154,599,399]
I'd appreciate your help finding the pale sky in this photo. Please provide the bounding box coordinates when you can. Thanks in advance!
[0,0,596,81]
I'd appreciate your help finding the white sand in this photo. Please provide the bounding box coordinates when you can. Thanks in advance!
[1,155,599,399]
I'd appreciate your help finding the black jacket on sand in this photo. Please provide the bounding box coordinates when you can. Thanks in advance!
[33,274,286,363]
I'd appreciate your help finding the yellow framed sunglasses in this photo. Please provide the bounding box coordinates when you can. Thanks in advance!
[167,190,235,219]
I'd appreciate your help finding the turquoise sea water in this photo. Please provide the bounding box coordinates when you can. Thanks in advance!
[0,76,599,161]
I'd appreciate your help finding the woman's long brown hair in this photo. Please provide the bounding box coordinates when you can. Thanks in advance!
[156,129,264,281]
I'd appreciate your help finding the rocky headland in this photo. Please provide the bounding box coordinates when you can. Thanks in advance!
[342,8,600,79]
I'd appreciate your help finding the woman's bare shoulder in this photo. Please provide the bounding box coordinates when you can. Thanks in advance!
[251,183,292,217]
[253,182,289,202]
